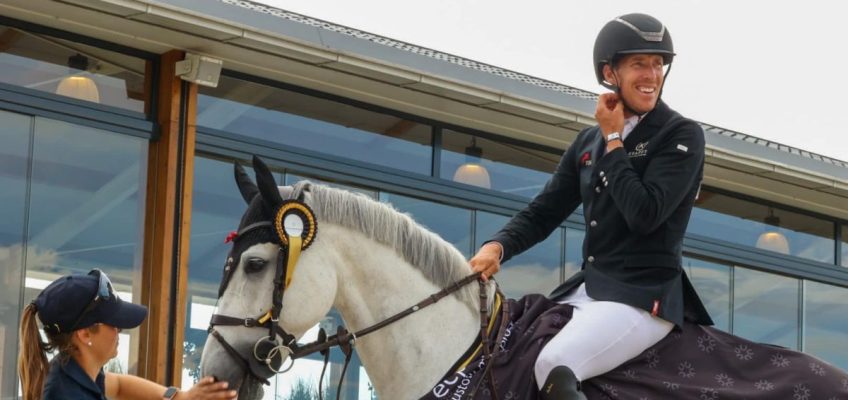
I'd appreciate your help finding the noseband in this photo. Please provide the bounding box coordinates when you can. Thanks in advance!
[207,195,503,399]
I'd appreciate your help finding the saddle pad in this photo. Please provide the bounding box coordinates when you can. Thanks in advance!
[422,294,569,400]
[421,294,848,400]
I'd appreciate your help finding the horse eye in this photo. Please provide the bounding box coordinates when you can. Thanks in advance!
[244,257,267,273]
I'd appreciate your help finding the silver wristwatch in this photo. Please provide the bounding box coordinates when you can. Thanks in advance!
[606,132,622,142]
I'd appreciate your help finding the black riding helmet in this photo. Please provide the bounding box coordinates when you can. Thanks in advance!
[593,13,675,91]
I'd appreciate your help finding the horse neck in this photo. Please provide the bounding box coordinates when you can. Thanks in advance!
[324,224,482,399]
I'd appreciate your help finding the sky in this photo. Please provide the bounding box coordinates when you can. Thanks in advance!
[256,0,848,163]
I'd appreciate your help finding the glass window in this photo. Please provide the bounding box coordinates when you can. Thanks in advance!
[690,190,835,264]
[379,192,472,257]
[564,228,585,281]
[841,224,847,268]
[197,76,433,175]
[440,130,558,197]
[682,256,731,331]
[475,212,563,298]
[803,280,848,370]
[286,173,377,199]
[1,114,148,398]
[0,110,31,397]
[0,24,149,112]
[732,267,799,349]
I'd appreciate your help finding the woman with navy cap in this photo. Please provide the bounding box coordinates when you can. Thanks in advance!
[18,269,236,400]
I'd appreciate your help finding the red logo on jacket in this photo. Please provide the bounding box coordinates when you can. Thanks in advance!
[580,152,592,167]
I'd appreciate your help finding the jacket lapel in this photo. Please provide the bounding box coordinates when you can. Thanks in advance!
[624,100,672,148]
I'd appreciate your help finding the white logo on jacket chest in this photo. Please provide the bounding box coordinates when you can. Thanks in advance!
[628,141,649,158]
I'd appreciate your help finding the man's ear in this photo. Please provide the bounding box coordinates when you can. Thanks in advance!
[602,64,618,87]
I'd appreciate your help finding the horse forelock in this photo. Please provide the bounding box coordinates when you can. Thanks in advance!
[301,182,477,304]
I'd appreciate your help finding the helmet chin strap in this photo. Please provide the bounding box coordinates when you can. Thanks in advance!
[613,85,643,117]
[610,68,643,117]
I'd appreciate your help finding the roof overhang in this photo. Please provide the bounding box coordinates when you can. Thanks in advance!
[2,0,846,220]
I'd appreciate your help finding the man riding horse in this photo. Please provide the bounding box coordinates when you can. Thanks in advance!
[470,13,713,399]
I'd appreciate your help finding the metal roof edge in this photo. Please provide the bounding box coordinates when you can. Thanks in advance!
[66,0,848,183]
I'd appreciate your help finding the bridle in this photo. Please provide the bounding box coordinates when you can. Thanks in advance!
[207,193,506,399]
[208,194,316,382]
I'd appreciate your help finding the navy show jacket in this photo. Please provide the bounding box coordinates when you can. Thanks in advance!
[490,100,714,327]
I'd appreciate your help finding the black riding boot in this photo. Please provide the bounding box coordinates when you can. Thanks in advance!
[539,366,587,400]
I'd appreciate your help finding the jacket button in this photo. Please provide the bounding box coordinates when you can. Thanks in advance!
[594,186,601,193]
[589,220,597,227]
[587,256,595,263]
[599,171,605,177]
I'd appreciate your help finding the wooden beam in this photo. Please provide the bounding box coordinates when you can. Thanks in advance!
[175,78,198,386]
[138,49,196,386]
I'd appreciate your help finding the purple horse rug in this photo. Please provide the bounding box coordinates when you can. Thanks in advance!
[422,294,848,400]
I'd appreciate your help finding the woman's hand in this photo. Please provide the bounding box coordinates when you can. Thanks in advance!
[177,377,237,400]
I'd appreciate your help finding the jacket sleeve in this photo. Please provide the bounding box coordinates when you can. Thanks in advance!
[596,121,705,234]
[489,138,583,262]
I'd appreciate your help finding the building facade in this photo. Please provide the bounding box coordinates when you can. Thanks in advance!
[1,1,846,399]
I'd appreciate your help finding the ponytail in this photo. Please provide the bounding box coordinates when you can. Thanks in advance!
[18,303,49,400]
[18,304,78,400]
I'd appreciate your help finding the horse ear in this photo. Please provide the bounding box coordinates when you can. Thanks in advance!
[234,162,259,204]
[252,155,284,206]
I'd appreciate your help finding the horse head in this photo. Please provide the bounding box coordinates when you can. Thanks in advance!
[200,156,335,399]
[200,156,489,399]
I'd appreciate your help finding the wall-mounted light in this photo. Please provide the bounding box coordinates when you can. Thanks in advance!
[175,53,223,87]
[755,207,790,255]
[55,53,100,103]
[453,137,491,189]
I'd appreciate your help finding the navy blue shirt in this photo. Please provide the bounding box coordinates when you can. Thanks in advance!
[43,356,107,400]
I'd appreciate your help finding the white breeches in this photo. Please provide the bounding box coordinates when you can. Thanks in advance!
[534,283,674,388]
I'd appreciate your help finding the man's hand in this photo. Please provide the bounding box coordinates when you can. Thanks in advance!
[177,377,237,399]
[595,92,625,139]
[469,242,503,282]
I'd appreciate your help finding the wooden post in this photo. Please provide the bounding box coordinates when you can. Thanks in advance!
[138,49,197,386]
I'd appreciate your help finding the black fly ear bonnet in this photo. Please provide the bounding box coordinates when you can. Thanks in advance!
[217,156,316,298]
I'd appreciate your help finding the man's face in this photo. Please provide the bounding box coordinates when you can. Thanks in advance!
[603,54,666,115]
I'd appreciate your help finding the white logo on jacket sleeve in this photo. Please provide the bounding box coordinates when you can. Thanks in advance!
[677,144,688,152]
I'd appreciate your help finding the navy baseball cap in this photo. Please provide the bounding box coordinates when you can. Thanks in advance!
[34,269,148,334]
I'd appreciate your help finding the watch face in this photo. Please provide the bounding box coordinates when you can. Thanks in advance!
[163,387,178,399]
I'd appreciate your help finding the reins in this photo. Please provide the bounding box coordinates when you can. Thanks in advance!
[292,271,482,358]
[211,267,506,399]
[207,180,507,398]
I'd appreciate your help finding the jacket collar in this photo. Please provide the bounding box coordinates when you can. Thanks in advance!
[58,356,106,397]
[587,100,675,161]
[623,100,673,145]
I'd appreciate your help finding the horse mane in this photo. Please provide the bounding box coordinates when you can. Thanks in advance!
[296,181,478,304]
